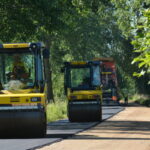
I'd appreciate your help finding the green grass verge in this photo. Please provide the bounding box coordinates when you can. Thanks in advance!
[46,100,67,122]
[131,94,150,106]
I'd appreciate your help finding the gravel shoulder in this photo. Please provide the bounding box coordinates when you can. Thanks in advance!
[37,105,150,150]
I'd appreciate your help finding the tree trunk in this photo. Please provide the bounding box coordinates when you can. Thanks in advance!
[43,35,55,103]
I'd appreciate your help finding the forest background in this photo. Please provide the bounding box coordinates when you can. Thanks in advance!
[0,0,149,112]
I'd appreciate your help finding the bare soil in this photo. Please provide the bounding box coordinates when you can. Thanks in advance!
[38,105,150,150]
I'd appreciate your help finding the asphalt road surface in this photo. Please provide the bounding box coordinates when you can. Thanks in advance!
[38,104,150,150]
[0,106,124,150]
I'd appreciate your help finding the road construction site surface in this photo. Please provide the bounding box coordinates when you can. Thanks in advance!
[38,104,150,150]
[0,106,123,150]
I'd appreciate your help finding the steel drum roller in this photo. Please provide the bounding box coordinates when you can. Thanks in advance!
[68,100,102,122]
[0,107,46,137]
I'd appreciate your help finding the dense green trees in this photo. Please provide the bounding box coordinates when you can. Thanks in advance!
[0,0,149,99]
[132,9,150,79]
[111,0,150,94]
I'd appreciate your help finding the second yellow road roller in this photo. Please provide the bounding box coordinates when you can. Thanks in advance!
[62,61,103,122]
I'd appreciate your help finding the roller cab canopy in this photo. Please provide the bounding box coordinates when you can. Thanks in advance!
[0,42,47,95]
[63,61,103,122]
[61,61,102,101]
[63,61,102,93]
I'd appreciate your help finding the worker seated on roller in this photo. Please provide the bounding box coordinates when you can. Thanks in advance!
[4,55,29,90]
[11,55,29,81]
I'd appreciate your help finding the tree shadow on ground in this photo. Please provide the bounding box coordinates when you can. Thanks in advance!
[71,135,150,140]
[46,120,150,140]
[69,120,150,140]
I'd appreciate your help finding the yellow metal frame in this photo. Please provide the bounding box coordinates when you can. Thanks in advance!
[0,92,46,106]
[3,43,30,48]
[66,61,103,102]
[0,42,47,107]
[70,61,87,65]
[67,88,102,101]
[102,72,112,75]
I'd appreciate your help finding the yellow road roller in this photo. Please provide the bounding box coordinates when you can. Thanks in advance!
[62,61,103,122]
[0,42,51,137]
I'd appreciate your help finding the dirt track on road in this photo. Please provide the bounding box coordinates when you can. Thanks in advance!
[38,105,150,150]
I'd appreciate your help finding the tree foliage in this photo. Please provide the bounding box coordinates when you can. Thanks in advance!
[132,9,150,80]
[0,0,149,97]
[111,0,150,93]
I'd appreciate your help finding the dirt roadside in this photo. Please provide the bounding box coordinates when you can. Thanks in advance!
[37,105,150,150]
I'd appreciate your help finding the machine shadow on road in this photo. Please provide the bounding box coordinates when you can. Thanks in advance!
[68,120,150,140]
[45,133,74,139]
[45,121,100,139]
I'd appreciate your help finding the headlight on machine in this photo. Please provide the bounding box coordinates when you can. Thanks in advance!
[31,97,41,102]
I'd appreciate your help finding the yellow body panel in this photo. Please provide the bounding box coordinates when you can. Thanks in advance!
[102,72,112,74]
[70,62,87,65]
[67,89,102,101]
[3,43,29,48]
[0,90,46,106]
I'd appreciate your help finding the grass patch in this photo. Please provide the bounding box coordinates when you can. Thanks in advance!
[131,94,150,106]
[46,100,67,122]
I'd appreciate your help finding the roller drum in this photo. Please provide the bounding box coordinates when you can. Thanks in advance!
[68,100,102,122]
[0,108,46,137]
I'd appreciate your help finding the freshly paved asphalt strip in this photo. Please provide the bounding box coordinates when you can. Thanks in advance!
[0,106,124,150]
